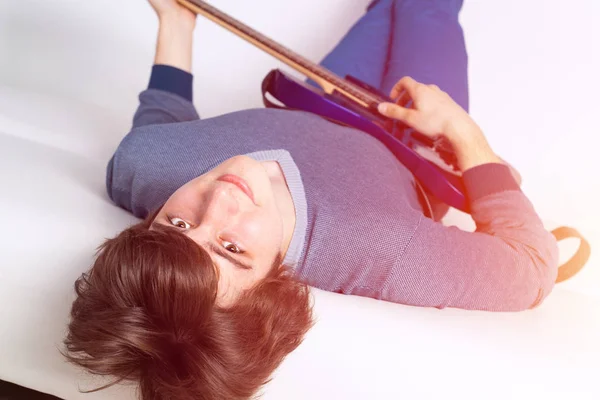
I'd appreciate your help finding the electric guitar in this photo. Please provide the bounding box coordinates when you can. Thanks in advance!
[175,0,591,283]
[176,0,472,213]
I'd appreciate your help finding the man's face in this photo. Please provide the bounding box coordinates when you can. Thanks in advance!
[150,155,285,307]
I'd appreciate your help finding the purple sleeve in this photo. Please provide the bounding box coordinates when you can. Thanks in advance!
[131,65,200,128]
[108,68,200,205]
[383,163,559,311]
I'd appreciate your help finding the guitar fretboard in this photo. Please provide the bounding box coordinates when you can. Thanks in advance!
[179,0,387,108]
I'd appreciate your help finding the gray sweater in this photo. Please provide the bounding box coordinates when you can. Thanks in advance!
[107,88,559,311]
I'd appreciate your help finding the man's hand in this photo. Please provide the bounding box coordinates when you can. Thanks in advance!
[379,76,481,145]
[378,76,511,174]
[148,0,196,28]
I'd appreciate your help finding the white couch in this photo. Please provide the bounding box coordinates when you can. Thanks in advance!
[1,0,598,399]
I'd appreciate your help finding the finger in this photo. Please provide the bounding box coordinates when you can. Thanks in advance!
[390,76,419,98]
[393,89,411,108]
[428,84,440,91]
[390,76,420,100]
[377,102,418,125]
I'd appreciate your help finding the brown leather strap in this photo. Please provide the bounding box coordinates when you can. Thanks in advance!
[551,226,591,282]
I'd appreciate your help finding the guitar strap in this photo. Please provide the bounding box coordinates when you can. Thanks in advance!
[552,227,591,283]
[261,70,591,284]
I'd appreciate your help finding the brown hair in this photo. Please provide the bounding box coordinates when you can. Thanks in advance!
[63,207,315,400]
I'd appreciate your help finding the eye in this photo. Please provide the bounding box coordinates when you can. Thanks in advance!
[223,240,244,255]
[169,217,191,229]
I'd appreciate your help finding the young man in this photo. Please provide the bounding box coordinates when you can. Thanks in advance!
[64,1,558,399]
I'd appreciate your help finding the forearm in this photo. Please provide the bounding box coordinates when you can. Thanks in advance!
[457,145,522,186]
[154,15,195,73]
[449,126,522,185]
[496,155,522,186]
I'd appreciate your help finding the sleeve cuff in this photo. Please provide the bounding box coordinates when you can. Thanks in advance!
[462,163,521,202]
[148,64,194,102]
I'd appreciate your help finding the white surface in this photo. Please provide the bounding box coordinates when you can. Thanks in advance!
[0,0,598,399]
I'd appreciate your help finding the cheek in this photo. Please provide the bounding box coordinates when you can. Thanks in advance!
[245,211,274,235]
[244,209,283,247]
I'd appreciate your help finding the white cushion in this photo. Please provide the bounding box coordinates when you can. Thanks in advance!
[0,86,127,162]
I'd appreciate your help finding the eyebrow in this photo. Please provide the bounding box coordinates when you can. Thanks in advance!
[204,241,254,271]
[151,221,254,271]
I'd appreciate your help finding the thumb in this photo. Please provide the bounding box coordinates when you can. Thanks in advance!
[378,102,417,125]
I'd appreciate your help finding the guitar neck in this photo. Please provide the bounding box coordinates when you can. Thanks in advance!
[177,0,386,109]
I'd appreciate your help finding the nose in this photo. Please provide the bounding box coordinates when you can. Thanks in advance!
[199,181,240,225]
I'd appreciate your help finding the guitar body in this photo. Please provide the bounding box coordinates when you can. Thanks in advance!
[262,69,469,213]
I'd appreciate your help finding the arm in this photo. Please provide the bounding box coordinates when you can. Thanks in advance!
[378,77,557,311]
[385,164,558,311]
[107,1,199,206]
[132,0,200,128]
[152,1,196,74]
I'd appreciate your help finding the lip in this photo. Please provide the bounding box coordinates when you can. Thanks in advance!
[217,174,255,204]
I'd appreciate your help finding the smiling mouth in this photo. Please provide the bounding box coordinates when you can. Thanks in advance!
[216,174,255,204]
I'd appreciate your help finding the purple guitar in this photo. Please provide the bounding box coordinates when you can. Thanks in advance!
[178,0,469,213]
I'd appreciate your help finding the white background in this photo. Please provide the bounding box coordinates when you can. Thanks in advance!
[0,0,598,399]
